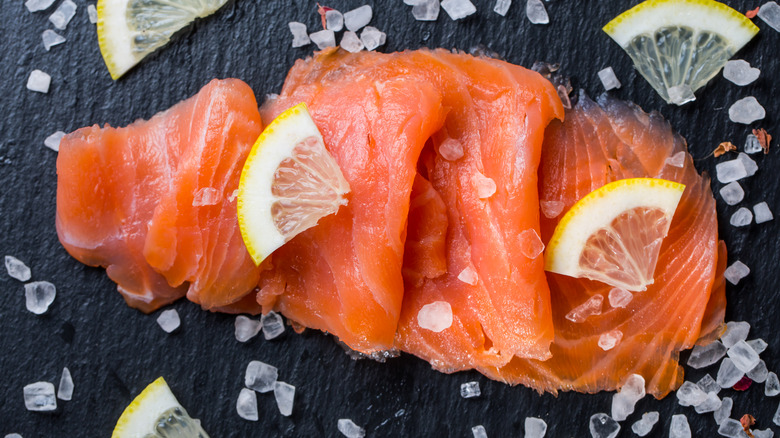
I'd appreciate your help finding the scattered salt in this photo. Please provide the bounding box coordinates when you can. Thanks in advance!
[524,417,547,438]
[439,138,464,161]
[25,0,56,12]
[460,381,480,398]
[471,425,488,438]
[747,359,769,383]
[611,374,645,421]
[540,200,564,218]
[360,26,386,51]
[589,413,620,438]
[87,4,97,23]
[730,207,753,227]
[714,396,732,425]
[23,382,56,412]
[665,151,686,168]
[697,374,720,395]
[676,381,708,407]
[754,201,773,224]
[441,0,476,20]
[727,340,760,372]
[474,172,496,199]
[728,96,766,124]
[724,261,750,285]
[565,294,603,323]
[598,67,621,91]
[687,340,727,368]
[667,84,695,106]
[631,411,658,437]
[236,388,258,421]
[274,381,295,416]
[718,418,745,438]
[5,255,31,281]
[44,131,66,152]
[608,288,632,308]
[744,134,763,154]
[723,60,760,86]
[42,30,66,51]
[693,392,721,413]
[518,229,544,259]
[27,70,51,94]
[234,315,262,342]
[340,31,364,53]
[758,2,780,33]
[598,329,622,351]
[288,22,311,48]
[458,266,479,285]
[325,9,344,31]
[338,419,366,438]
[412,0,440,21]
[669,414,691,438]
[310,29,336,50]
[49,0,77,30]
[747,338,768,354]
[417,301,453,332]
[525,0,548,24]
[344,5,372,32]
[245,360,278,393]
[716,358,745,388]
[766,372,780,397]
[715,158,747,183]
[192,187,219,206]
[57,367,73,401]
[24,281,56,315]
[261,311,285,340]
[719,182,744,205]
[493,0,511,16]
[156,309,180,333]
[721,321,750,348]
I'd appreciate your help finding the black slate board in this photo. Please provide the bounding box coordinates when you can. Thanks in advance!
[1,0,779,436]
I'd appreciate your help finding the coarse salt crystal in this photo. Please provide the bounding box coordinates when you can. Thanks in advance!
[565,294,603,323]
[360,26,386,51]
[474,172,496,199]
[724,261,749,285]
[598,329,622,351]
[458,266,478,285]
[723,60,760,86]
[87,4,97,23]
[192,187,219,206]
[274,381,295,417]
[460,381,480,398]
[310,29,336,50]
[325,9,344,32]
[744,134,763,154]
[236,388,258,421]
[25,281,56,314]
[471,425,488,438]
[417,301,453,332]
[631,411,658,436]
[730,207,752,227]
[343,5,372,32]
[608,288,632,308]
[5,255,31,281]
[44,131,66,151]
[493,0,511,16]
[754,201,773,224]
[49,0,77,30]
[598,67,621,91]
[439,138,464,161]
[540,200,564,218]
[27,70,51,94]
[340,31,364,53]
[412,0,440,21]
[156,309,180,333]
[288,22,310,48]
[518,229,544,259]
[728,96,766,124]
[337,419,366,438]
[719,181,744,206]
[42,29,66,51]
[758,2,780,33]
[441,0,476,20]
[525,0,548,24]
[25,0,56,12]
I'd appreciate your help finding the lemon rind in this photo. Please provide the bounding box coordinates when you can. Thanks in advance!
[97,0,138,80]
[603,0,759,49]
[544,178,685,276]
[112,377,181,438]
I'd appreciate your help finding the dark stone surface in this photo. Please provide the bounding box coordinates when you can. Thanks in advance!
[0,0,778,436]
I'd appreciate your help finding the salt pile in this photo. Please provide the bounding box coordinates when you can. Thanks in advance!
[23,382,57,411]
[565,295,603,323]
[5,256,31,281]
[471,425,488,438]
[723,60,760,86]
[730,207,752,227]
[42,30,66,51]
[460,381,480,398]
[589,413,619,438]
[24,281,56,314]
[274,381,295,416]
[44,131,66,151]
[525,0,549,24]
[338,419,365,438]
[326,10,344,31]
[687,340,727,368]
[417,301,453,332]
[156,309,180,333]
[524,417,547,438]
[667,84,695,106]
[234,315,262,342]
[724,261,750,285]
[611,374,645,421]
[608,288,632,308]
[27,70,51,94]
[474,172,496,199]
[758,2,780,32]
[412,0,440,21]
[518,229,545,259]
[49,0,77,30]
[288,22,310,48]
[261,311,285,339]
[310,30,336,50]
[669,414,691,438]
[57,367,73,401]
[25,0,56,12]
[458,266,478,285]
[719,182,744,206]
[598,67,621,91]
[344,5,372,31]
[754,202,773,224]
[493,0,511,16]
[360,27,386,51]
[340,31,364,53]
[728,96,765,124]
[441,0,476,20]
[245,360,278,393]
[631,411,658,436]
[236,388,258,421]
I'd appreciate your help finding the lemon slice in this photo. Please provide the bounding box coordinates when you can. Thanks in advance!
[544,178,685,292]
[238,102,350,265]
[112,377,209,438]
[603,0,758,104]
[97,0,230,79]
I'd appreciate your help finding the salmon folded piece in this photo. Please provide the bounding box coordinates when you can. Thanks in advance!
[480,92,726,398]
[56,79,264,312]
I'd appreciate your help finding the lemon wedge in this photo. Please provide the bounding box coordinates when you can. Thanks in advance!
[97,0,230,79]
[603,0,758,104]
[544,178,685,292]
[112,377,209,438]
[237,102,350,265]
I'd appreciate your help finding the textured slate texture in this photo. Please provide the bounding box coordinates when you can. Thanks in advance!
[0,0,778,436]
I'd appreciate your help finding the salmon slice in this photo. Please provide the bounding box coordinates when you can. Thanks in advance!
[56,79,264,313]
[394,52,564,369]
[479,92,725,398]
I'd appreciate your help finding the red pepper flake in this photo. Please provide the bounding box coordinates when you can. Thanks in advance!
[740,414,756,437]
[746,7,760,18]
[752,128,772,154]
[317,3,334,30]
[733,376,753,391]
[713,141,737,157]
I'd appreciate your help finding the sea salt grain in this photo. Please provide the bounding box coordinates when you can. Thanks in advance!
[714,396,732,425]
[439,138,464,161]
[723,60,760,86]
[747,338,768,354]
[697,374,720,395]
[261,311,285,340]
[49,0,77,30]
[724,261,750,285]
[719,182,744,205]
[472,425,488,438]
[754,202,773,224]
[27,70,51,94]
[192,187,219,206]
[460,381,480,398]
[24,382,56,411]
[87,4,97,23]
[693,392,721,413]
[598,67,621,91]
[589,413,620,438]
[524,417,547,438]
[42,30,66,51]
[245,360,278,393]
[288,22,310,48]
[719,418,745,437]
[687,340,727,368]
[775,400,780,426]
[669,414,691,438]
[665,151,685,168]
[722,321,751,348]
[236,388,258,421]
[518,229,544,259]
[474,173,496,198]
[730,207,753,227]
[631,412,658,437]
[25,0,56,12]
[5,256,31,281]
[360,27,386,51]
[458,266,478,285]
[753,429,774,438]
[728,340,760,372]
[417,301,453,332]
[667,84,695,105]
[310,29,336,50]
[156,309,180,333]
[340,31,364,53]
[441,0,476,20]
[44,131,66,151]
[766,372,780,397]
[412,0,440,21]
[758,2,780,33]
[716,158,747,183]
[325,10,344,31]
[747,360,769,383]
[493,0,511,16]
[540,200,564,218]
[57,367,73,401]
[608,288,632,308]
[344,5,372,31]
[744,134,763,154]
[338,419,365,438]
[611,374,645,421]
[676,381,708,407]
[716,358,745,388]
[598,329,622,351]
[729,96,766,124]
[525,0,549,24]
[5,434,23,438]
[565,295,603,323]
[274,382,295,416]
[234,315,261,342]
[738,153,758,177]
[25,281,56,314]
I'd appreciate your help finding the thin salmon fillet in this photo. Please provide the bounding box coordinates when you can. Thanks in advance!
[56,79,264,313]
[479,92,726,398]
